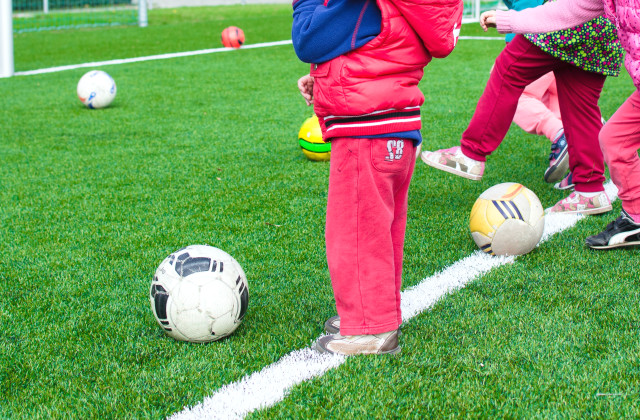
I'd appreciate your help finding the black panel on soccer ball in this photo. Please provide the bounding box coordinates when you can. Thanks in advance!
[151,284,169,321]
[238,281,249,321]
[175,253,213,277]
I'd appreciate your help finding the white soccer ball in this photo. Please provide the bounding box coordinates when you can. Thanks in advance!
[150,245,249,343]
[469,182,545,256]
[77,70,117,109]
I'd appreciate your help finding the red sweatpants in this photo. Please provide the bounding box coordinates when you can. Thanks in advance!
[461,35,606,193]
[599,91,640,214]
[325,137,415,335]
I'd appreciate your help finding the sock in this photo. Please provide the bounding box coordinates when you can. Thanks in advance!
[576,190,602,198]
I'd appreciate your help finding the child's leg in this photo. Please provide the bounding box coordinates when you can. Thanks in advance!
[325,137,415,336]
[391,147,415,327]
[552,64,606,193]
[461,35,558,161]
[541,72,561,119]
[599,91,640,215]
[513,72,563,141]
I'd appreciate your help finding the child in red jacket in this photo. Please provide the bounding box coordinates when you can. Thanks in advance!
[293,0,462,355]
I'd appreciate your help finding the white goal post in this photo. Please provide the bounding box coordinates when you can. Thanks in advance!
[0,0,147,78]
[462,0,482,23]
[0,0,13,78]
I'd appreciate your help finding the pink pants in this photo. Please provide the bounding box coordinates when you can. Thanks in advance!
[513,71,563,141]
[461,35,606,193]
[325,137,415,335]
[599,91,640,214]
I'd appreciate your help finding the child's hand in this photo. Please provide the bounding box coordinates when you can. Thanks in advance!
[480,11,497,31]
[298,74,314,106]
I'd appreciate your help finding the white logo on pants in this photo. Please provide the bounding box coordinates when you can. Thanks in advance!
[386,139,404,161]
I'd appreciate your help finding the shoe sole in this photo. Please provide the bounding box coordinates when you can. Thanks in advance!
[587,240,640,249]
[313,340,402,356]
[420,153,482,181]
[544,151,570,183]
[545,204,613,215]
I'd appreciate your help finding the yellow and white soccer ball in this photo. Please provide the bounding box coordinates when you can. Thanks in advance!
[469,182,545,256]
[77,70,117,109]
[298,115,330,161]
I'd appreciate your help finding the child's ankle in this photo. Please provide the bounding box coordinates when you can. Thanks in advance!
[576,190,603,198]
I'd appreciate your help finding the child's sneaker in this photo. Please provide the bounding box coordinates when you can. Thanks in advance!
[553,171,574,190]
[324,316,340,334]
[544,130,569,183]
[547,191,612,215]
[314,330,401,356]
[420,146,484,180]
[324,316,403,336]
[585,210,640,249]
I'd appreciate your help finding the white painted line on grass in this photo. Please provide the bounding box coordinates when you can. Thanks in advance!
[14,37,504,77]
[13,40,294,76]
[458,36,505,40]
[170,181,619,420]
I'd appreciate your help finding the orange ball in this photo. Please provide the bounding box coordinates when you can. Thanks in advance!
[221,26,245,49]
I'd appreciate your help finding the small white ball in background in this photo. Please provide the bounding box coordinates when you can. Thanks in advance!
[77,70,117,109]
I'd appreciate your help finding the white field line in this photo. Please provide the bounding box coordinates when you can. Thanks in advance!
[13,37,503,77]
[170,182,619,420]
[13,40,294,76]
[458,36,505,40]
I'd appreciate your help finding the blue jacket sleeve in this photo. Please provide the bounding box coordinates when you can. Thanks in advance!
[291,0,381,64]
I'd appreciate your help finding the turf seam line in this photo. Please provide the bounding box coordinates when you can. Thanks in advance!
[13,37,503,77]
[169,181,618,420]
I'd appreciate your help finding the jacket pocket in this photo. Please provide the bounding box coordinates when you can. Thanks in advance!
[310,62,330,78]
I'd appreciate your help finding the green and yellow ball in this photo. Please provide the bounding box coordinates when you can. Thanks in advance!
[298,115,330,161]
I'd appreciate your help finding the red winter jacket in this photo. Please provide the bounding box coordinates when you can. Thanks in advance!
[312,0,463,140]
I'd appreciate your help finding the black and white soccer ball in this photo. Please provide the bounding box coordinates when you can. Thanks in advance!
[150,245,249,343]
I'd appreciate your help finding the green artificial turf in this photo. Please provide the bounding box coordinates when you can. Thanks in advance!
[1,6,639,419]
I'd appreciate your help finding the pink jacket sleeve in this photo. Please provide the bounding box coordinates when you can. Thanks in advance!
[390,0,464,58]
[495,0,604,35]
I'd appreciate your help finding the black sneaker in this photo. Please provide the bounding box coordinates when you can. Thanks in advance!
[586,210,640,249]
[544,130,570,183]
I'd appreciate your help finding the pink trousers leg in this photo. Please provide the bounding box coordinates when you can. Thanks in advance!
[599,91,640,214]
[325,137,415,335]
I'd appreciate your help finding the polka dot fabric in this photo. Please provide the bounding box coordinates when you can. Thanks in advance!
[525,15,624,76]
